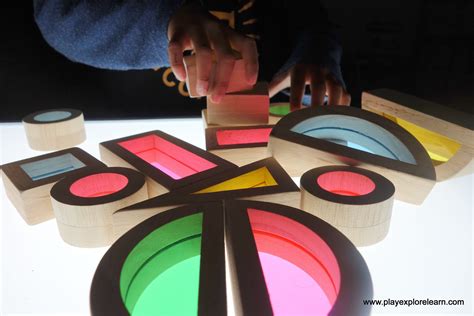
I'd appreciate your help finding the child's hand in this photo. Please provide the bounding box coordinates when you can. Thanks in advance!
[167,2,258,103]
[269,64,350,110]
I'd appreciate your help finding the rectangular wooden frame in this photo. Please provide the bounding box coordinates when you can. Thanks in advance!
[99,130,236,197]
[205,124,274,166]
[1,147,105,225]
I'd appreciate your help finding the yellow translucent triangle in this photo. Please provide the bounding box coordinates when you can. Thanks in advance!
[383,113,461,165]
[194,167,278,194]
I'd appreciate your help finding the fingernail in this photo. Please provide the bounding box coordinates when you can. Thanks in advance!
[197,81,208,96]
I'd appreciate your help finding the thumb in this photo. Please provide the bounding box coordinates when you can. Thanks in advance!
[269,70,291,98]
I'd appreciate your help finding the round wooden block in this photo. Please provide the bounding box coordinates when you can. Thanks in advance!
[22,108,86,151]
[300,165,395,246]
[50,167,148,247]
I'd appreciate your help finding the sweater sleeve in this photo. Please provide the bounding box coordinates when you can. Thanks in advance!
[33,0,184,70]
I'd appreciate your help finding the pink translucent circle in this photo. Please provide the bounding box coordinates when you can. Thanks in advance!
[317,171,376,196]
[69,173,129,198]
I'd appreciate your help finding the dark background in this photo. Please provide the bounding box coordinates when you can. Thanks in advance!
[1,0,473,122]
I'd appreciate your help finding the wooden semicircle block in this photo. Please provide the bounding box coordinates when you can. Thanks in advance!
[111,158,300,240]
[268,106,436,205]
[362,89,474,181]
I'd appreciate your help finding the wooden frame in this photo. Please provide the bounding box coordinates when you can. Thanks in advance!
[205,124,274,166]
[206,82,270,125]
[184,53,252,98]
[99,130,236,197]
[0,147,105,225]
[22,108,86,151]
[268,106,436,205]
[90,202,226,316]
[50,166,148,247]
[300,166,395,246]
[225,200,373,316]
[92,200,372,315]
[362,89,474,181]
[112,157,300,239]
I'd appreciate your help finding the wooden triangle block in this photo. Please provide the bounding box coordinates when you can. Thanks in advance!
[268,106,436,205]
[99,130,236,197]
[206,82,269,125]
[362,88,474,181]
[112,157,300,240]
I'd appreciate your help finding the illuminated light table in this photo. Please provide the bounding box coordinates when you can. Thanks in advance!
[0,118,472,315]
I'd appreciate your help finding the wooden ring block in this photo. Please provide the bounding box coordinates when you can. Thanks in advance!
[99,130,236,197]
[22,108,86,151]
[268,106,436,204]
[205,124,274,166]
[50,167,148,247]
[300,166,395,246]
[184,52,252,98]
[362,89,474,181]
[0,148,105,225]
[206,82,270,125]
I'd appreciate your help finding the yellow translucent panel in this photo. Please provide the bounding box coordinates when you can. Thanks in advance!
[383,114,461,165]
[194,167,278,194]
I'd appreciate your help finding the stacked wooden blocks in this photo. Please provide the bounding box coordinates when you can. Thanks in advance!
[184,54,276,166]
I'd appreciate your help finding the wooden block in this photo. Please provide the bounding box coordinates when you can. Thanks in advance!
[112,157,300,239]
[202,109,280,129]
[92,200,372,316]
[300,166,395,246]
[50,166,148,247]
[268,106,436,205]
[206,82,269,125]
[362,89,474,181]
[205,124,274,166]
[0,148,105,225]
[225,200,372,315]
[22,108,86,151]
[184,53,252,98]
[91,203,226,316]
[99,130,236,197]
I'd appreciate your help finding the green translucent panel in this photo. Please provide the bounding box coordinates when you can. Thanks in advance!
[120,213,203,315]
[133,253,201,316]
[269,103,291,116]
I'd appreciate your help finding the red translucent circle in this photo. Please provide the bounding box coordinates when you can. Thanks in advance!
[69,173,129,198]
[317,171,376,196]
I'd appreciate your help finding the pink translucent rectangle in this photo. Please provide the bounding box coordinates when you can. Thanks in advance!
[118,134,216,180]
[216,128,272,146]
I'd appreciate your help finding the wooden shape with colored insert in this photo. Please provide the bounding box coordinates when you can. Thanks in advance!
[268,106,436,205]
[0,148,105,225]
[22,108,86,151]
[300,166,395,246]
[183,52,252,98]
[50,166,148,247]
[99,130,236,197]
[92,200,372,315]
[362,88,474,181]
[112,157,300,239]
[205,124,274,166]
[91,203,226,316]
[206,82,270,125]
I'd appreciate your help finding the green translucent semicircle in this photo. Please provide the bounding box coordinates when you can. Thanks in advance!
[120,213,203,316]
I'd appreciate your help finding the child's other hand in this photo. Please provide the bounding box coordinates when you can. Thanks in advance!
[167,2,258,103]
[269,64,350,110]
